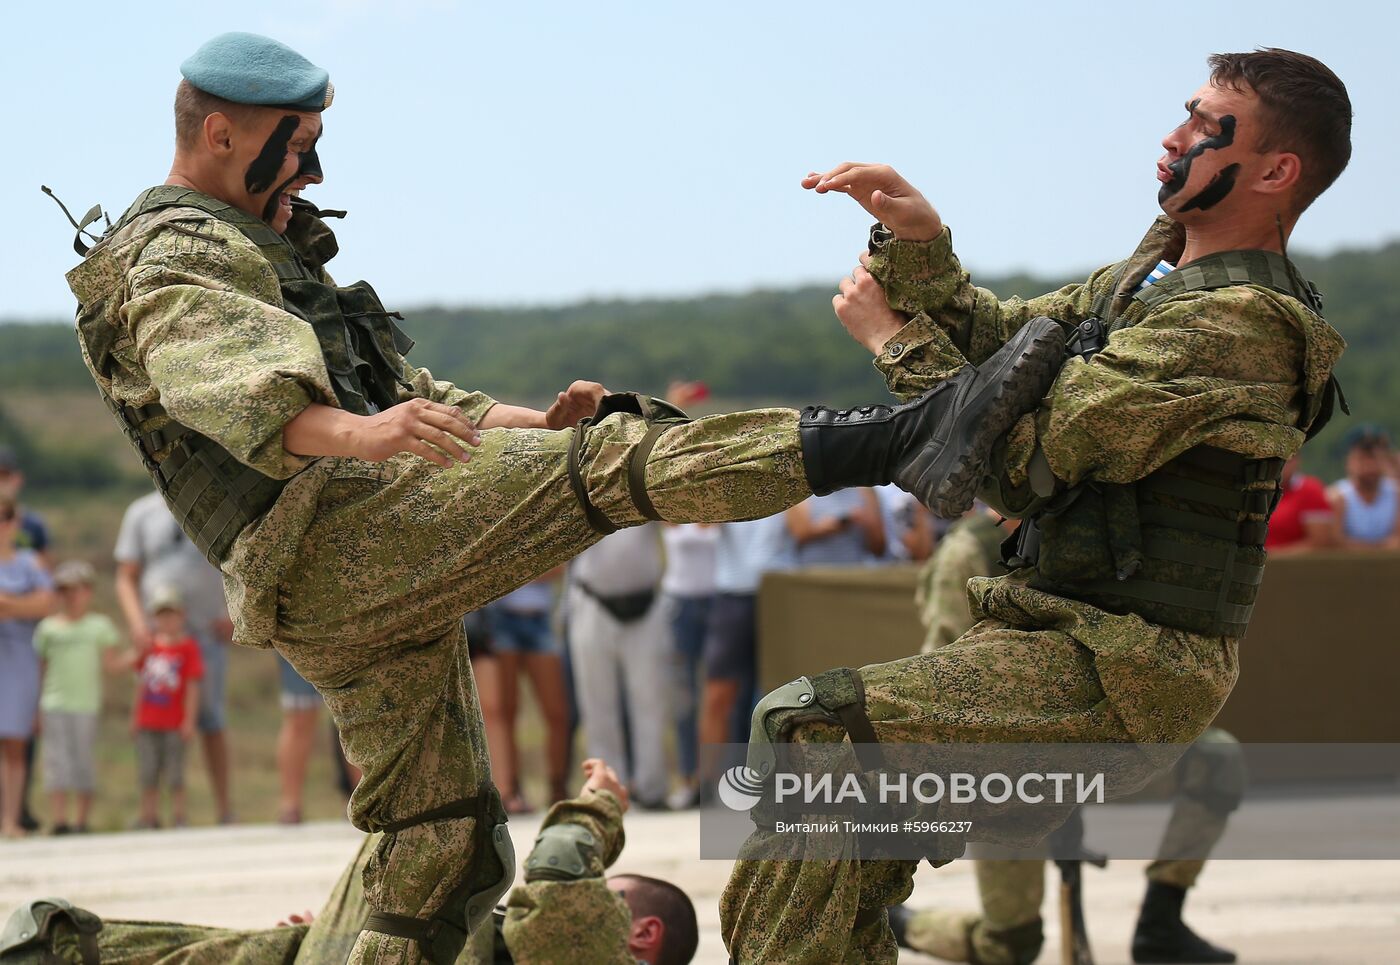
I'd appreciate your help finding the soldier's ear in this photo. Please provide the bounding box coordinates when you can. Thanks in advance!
[630,914,664,950]
[203,112,236,155]
[1257,151,1302,199]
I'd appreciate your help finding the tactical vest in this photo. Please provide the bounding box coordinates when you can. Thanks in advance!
[1008,248,1337,638]
[74,186,416,565]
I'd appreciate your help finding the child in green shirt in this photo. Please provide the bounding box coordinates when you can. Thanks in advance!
[33,561,128,833]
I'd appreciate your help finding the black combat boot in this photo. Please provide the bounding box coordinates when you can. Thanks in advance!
[1132,881,1237,963]
[798,316,1065,517]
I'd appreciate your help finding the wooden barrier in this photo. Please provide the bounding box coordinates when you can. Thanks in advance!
[757,552,1400,742]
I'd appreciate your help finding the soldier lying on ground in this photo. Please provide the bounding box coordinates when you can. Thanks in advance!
[720,47,1349,963]
[0,759,697,965]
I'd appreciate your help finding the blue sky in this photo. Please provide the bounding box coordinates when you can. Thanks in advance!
[1,0,1393,319]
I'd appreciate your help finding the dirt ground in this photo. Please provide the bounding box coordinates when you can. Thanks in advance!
[3,813,1398,964]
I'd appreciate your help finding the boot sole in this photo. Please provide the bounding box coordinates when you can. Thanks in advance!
[926,318,1066,517]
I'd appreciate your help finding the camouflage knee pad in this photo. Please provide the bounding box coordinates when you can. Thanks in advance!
[361,791,517,965]
[745,667,879,783]
[567,392,691,534]
[0,899,102,964]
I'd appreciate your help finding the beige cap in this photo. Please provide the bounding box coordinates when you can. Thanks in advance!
[53,560,96,588]
[147,584,185,613]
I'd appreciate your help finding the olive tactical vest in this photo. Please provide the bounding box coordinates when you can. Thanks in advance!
[1009,248,1337,638]
[73,187,416,565]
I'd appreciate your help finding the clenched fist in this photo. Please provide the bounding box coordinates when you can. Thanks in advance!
[546,380,607,429]
[834,253,907,356]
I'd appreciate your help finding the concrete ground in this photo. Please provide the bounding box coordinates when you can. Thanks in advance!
[2,813,1398,963]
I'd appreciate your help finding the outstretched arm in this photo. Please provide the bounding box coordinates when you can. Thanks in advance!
[502,760,636,964]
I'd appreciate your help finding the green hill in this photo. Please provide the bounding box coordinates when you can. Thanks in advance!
[4,241,1396,505]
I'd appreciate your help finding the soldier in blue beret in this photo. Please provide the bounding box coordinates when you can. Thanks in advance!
[24,26,1066,965]
[168,31,332,234]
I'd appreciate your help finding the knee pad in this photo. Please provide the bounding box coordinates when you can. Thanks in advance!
[1177,731,1246,815]
[567,392,691,534]
[744,668,880,784]
[361,789,516,965]
[523,824,599,882]
[0,899,102,964]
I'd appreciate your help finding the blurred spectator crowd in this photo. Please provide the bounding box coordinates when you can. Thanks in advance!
[1,415,1398,836]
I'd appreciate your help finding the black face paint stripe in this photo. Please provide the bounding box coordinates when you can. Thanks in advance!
[1180,162,1240,212]
[261,173,300,224]
[1158,112,1237,203]
[245,115,301,194]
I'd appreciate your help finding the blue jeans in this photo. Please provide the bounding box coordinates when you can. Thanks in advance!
[666,593,712,779]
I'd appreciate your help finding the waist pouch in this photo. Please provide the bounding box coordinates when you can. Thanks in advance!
[576,582,657,622]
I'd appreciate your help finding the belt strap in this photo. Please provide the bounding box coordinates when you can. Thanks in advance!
[362,910,458,947]
[568,420,618,535]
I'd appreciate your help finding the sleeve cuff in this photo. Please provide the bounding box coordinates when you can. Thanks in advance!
[866,227,958,316]
[873,312,971,402]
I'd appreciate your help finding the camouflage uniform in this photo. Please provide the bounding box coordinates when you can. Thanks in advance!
[65,196,810,965]
[495,788,636,963]
[1,789,637,965]
[902,517,1242,964]
[0,838,371,964]
[720,218,1343,964]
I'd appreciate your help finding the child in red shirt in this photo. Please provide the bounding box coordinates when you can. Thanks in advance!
[131,586,202,829]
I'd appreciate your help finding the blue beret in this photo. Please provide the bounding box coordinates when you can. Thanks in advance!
[181,32,333,112]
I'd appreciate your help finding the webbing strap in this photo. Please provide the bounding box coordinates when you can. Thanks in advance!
[167,457,215,518]
[627,422,670,523]
[363,911,455,946]
[1077,577,1254,627]
[121,185,310,283]
[1139,474,1249,511]
[1137,504,1242,541]
[812,667,883,773]
[567,420,618,535]
[379,794,489,834]
[1141,534,1265,585]
[1133,249,1307,312]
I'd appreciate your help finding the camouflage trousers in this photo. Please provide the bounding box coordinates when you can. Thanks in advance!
[900,729,1241,963]
[7,837,375,964]
[266,408,808,964]
[719,576,1239,965]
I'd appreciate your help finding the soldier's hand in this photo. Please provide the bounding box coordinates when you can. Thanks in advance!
[835,260,907,355]
[581,757,630,813]
[802,163,943,242]
[357,398,482,468]
[545,381,607,430]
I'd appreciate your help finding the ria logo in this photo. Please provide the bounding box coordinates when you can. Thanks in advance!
[718,765,766,811]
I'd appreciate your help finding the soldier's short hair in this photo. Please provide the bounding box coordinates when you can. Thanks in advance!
[610,874,698,965]
[1207,48,1352,214]
[173,78,258,149]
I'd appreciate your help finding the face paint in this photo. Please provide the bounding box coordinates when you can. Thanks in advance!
[1158,102,1237,207]
[245,115,301,194]
[260,143,323,223]
[1179,162,1240,212]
